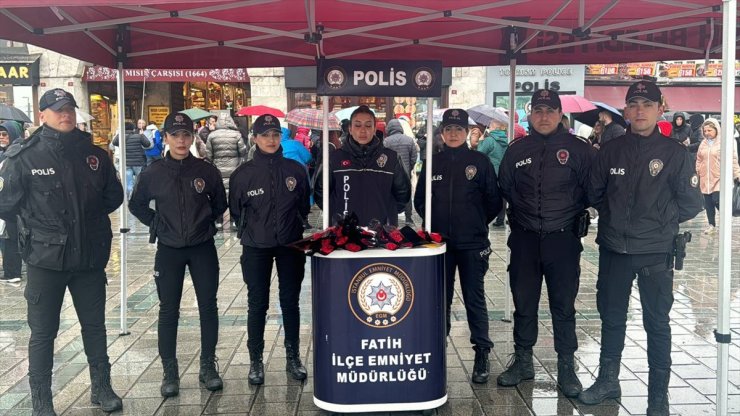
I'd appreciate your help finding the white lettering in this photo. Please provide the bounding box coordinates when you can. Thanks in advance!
[515,158,532,168]
[31,168,55,176]
[353,71,364,85]
[246,188,264,197]
[396,71,407,86]
[432,175,443,181]
[610,168,625,175]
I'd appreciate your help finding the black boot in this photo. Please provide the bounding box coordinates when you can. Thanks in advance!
[557,354,582,398]
[578,357,621,404]
[30,375,57,416]
[285,343,308,381]
[160,358,180,397]
[646,368,670,416]
[89,361,123,412]
[248,351,265,385]
[496,349,535,386]
[471,347,490,384]
[199,356,224,391]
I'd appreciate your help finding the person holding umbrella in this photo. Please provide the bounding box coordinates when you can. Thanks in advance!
[598,110,626,147]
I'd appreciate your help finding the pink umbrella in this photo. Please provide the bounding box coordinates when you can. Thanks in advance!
[559,95,597,113]
[285,108,341,130]
[236,105,285,117]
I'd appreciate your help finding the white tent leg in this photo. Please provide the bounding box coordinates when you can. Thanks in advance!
[322,97,329,229]
[424,97,433,232]
[715,1,735,414]
[117,62,130,336]
[503,57,516,323]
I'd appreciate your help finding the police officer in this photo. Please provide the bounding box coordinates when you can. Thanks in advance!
[229,114,310,385]
[314,105,411,226]
[0,88,124,415]
[414,109,502,384]
[497,89,594,397]
[580,81,702,415]
[129,112,227,397]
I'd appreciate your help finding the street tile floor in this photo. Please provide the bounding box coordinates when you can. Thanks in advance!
[0,208,738,416]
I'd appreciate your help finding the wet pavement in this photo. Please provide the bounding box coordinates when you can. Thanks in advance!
[0,208,738,416]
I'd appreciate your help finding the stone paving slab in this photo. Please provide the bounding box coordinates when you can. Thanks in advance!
[0,208,738,415]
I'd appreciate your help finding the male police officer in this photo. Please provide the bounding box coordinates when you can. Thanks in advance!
[414,109,502,383]
[580,81,702,415]
[0,88,124,415]
[497,89,594,397]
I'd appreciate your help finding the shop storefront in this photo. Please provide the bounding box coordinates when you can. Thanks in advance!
[0,54,40,124]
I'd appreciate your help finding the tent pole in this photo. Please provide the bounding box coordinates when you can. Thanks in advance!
[322,97,329,229]
[140,75,146,121]
[716,1,735,414]
[424,97,433,232]
[504,56,516,323]
[117,62,130,336]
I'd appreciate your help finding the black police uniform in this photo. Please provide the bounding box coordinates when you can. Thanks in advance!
[498,124,594,357]
[229,142,310,384]
[589,126,703,370]
[129,148,227,394]
[0,124,123,406]
[414,143,502,351]
[314,136,411,226]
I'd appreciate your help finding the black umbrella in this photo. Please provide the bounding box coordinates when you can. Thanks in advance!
[574,101,627,129]
[0,103,32,123]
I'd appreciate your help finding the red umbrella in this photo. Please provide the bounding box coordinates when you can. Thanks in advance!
[285,108,341,130]
[559,95,597,113]
[236,105,285,117]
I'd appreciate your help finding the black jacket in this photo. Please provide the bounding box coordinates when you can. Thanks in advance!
[129,153,227,249]
[0,125,123,271]
[600,122,626,147]
[499,125,595,233]
[229,147,310,248]
[314,136,411,226]
[112,130,151,168]
[670,112,692,143]
[414,144,502,250]
[589,127,703,255]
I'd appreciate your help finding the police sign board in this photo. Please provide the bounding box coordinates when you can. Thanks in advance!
[317,59,442,97]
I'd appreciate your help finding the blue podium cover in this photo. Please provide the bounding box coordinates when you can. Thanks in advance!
[311,245,447,413]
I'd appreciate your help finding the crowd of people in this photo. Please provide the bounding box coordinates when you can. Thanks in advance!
[0,81,737,416]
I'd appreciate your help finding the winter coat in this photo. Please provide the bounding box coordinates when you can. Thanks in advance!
[477,129,508,174]
[112,125,152,168]
[383,119,417,174]
[280,127,311,166]
[670,112,692,143]
[205,115,248,189]
[688,114,705,154]
[144,124,163,158]
[600,121,626,146]
[295,127,311,151]
[0,120,23,163]
[695,118,740,194]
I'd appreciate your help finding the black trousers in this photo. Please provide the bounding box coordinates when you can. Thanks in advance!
[25,266,109,378]
[445,248,493,350]
[597,249,674,370]
[154,240,220,360]
[508,228,582,355]
[241,245,306,353]
[703,192,720,226]
[3,220,22,277]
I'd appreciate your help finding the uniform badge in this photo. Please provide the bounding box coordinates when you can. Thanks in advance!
[649,159,663,176]
[193,178,205,193]
[690,174,699,188]
[86,155,99,171]
[341,160,351,167]
[377,154,388,168]
[465,165,477,180]
[175,114,184,123]
[556,149,569,165]
[285,176,297,191]
[0,177,4,192]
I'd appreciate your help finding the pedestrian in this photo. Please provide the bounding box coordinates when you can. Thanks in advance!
[414,109,502,384]
[497,89,594,397]
[229,114,310,385]
[144,121,164,165]
[477,119,509,227]
[205,113,248,227]
[695,118,740,235]
[314,105,411,226]
[0,121,24,283]
[384,118,418,226]
[0,88,124,414]
[111,120,152,196]
[468,124,484,150]
[670,112,691,145]
[199,115,218,144]
[129,111,227,398]
[598,110,626,147]
[580,81,703,415]
[687,113,705,154]
[589,121,604,149]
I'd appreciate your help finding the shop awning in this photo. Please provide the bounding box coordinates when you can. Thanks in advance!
[584,84,740,113]
[83,66,249,82]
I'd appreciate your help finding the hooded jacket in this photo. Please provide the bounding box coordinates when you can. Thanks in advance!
[295,127,311,151]
[0,120,23,162]
[0,125,123,271]
[589,126,703,255]
[205,114,248,189]
[670,112,692,143]
[476,129,509,174]
[112,122,152,168]
[314,136,411,226]
[144,124,163,158]
[499,125,595,234]
[129,152,227,249]
[695,118,740,194]
[688,113,705,153]
[280,127,311,166]
[383,119,417,174]
[229,146,310,248]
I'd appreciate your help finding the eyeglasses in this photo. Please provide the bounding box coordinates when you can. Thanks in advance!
[0,132,9,137]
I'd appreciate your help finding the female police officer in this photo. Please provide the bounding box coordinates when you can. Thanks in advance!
[414,109,502,384]
[129,112,227,397]
[229,114,310,385]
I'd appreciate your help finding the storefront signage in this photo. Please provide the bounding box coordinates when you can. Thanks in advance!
[586,64,619,76]
[0,61,40,86]
[148,106,170,126]
[84,66,250,82]
[317,59,442,97]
